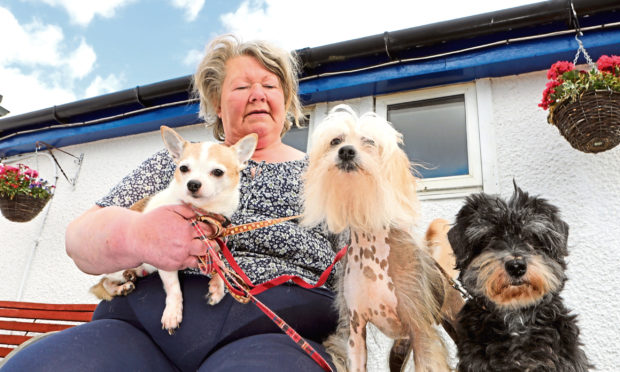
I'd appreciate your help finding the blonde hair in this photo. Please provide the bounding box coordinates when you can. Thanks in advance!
[192,34,303,141]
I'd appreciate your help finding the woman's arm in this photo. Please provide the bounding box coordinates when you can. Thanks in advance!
[65,203,211,275]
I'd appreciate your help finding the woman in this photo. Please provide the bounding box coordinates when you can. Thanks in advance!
[2,35,340,372]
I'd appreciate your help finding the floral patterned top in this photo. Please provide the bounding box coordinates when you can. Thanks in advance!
[97,149,341,290]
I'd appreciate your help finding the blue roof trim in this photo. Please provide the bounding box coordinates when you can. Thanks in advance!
[299,28,620,104]
[2,28,620,158]
[1,103,201,158]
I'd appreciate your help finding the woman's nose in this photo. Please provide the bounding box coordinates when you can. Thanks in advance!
[249,83,266,102]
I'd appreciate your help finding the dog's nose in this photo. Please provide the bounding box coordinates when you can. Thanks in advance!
[505,258,527,278]
[338,145,356,161]
[187,180,201,193]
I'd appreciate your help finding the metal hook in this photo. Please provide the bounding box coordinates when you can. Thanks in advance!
[34,141,84,189]
[383,31,394,61]
[568,1,595,69]
[569,0,582,37]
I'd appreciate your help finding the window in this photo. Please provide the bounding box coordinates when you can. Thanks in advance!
[376,83,485,198]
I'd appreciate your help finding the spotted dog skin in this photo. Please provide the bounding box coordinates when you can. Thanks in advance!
[303,105,454,372]
[340,227,450,372]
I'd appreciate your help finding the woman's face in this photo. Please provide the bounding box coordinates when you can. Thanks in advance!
[218,55,286,149]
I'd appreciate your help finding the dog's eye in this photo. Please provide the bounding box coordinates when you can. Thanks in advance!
[211,169,224,177]
[179,165,189,173]
[362,137,375,146]
[330,137,342,146]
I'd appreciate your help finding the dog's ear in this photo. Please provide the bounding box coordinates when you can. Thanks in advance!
[548,217,569,258]
[449,193,500,268]
[447,225,467,270]
[161,125,187,162]
[526,197,570,258]
[510,186,570,258]
[329,104,358,118]
[232,133,258,165]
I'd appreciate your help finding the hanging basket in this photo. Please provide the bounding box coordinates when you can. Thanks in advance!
[0,194,52,222]
[549,90,620,153]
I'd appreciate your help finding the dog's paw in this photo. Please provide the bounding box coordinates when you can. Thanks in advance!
[161,302,183,334]
[205,291,225,306]
[206,276,225,305]
[123,269,138,282]
[117,281,135,296]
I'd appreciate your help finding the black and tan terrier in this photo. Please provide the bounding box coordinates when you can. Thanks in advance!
[448,184,591,372]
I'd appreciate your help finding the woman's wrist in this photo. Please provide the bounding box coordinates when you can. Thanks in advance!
[107,207,148,268]
[66,205,145,274]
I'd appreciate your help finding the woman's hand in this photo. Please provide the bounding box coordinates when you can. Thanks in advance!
[128,204,214,271]
[66,204,215,275]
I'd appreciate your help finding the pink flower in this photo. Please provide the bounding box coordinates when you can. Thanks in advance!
[547,61,574,80]
[23,169,38,178]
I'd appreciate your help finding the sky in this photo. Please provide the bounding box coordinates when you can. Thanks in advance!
[0,0,541,118]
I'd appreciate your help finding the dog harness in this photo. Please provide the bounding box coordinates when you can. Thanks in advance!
[190,211,347,372]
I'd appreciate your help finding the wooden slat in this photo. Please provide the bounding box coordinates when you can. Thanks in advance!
[0,346,13,358]
[0,301,96,312]
[0,320,73,333]
[0,308,93,322]
[0,334,31,346]
[0,301,96,358]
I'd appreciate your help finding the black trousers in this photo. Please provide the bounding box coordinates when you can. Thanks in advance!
[1,273,339,372]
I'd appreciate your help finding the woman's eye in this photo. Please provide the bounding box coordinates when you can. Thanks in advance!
[330,138,342,146]
[211,169,224,177]
[179,165,189,173]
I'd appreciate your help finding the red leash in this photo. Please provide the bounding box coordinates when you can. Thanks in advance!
[216,236,347,295]
[191,214,346,371]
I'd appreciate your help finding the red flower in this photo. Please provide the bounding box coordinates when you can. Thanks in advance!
[2,165,19,174]
[539,80,561,110]
[597,55,620,74]
[547,61,574,80]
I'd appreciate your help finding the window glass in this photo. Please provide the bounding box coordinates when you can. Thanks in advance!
[282,114,310,152]
[388,95,468,179]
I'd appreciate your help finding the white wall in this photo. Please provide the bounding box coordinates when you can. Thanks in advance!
[1,69,618,370]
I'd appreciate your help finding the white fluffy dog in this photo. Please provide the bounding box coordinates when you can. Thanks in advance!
[302,105,451,372]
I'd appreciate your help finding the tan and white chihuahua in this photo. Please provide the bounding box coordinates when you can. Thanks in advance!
[90,125,257,334]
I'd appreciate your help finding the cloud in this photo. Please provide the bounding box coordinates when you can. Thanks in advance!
[67,39,97,79]
[220,0,541,50]
[0,8,64,67]
[171,0,205,22]
[0,66,76,116]
[0,6,99,116]
[182,48,204,68]
[84,74,124,98]
[34,0,136,26]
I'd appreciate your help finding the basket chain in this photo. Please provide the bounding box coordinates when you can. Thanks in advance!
[572,34,596,69]
[570,2,596,70]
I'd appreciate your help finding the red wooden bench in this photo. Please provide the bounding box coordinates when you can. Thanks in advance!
[0,300,96,359]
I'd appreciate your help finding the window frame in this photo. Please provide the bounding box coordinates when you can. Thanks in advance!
[375,82,484,199]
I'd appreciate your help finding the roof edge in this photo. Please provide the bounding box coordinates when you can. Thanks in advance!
[0,0,618,135]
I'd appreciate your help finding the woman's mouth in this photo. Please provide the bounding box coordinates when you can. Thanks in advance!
[246,110,270,117]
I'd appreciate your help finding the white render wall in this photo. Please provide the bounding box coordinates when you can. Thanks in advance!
[1,69,618,371]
